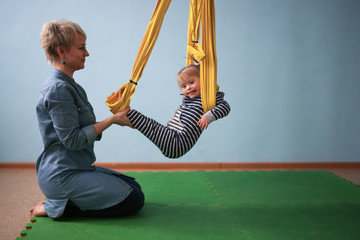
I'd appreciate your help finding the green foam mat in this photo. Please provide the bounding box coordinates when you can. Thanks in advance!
[17,171,360,240]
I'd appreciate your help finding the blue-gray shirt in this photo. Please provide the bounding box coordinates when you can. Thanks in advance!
[36,68,132,218]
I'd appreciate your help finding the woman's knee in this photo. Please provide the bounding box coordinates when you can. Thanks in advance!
[131,189,145,212]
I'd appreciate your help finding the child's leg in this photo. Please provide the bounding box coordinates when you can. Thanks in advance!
[128,109,198,158]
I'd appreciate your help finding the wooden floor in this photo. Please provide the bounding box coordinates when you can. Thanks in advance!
[1,167,359,240]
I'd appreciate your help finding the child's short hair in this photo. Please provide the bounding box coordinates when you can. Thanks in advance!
[178,64,200,77]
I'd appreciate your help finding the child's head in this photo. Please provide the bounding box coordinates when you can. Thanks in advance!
[177,64,201,98]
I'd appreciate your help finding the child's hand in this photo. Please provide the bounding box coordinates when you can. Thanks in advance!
[197,115,209,129]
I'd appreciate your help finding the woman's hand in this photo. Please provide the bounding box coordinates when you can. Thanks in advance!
[197,115,209,129]
[112,106,134,128]
[94,107,133,136]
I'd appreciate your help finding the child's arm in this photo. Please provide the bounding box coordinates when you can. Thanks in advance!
[197,91,230,129]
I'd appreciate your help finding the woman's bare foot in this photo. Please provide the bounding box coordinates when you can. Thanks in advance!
[30,200,47,218]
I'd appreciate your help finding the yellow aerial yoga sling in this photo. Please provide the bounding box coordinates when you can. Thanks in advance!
[186,0,219,113]
[106,0,218,114]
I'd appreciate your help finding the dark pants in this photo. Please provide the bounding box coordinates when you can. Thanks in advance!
[62,174,145,218]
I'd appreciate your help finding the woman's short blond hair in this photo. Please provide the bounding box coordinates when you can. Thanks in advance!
[39,19,86,64]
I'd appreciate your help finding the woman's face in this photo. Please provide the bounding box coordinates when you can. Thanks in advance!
[63,32,89,71]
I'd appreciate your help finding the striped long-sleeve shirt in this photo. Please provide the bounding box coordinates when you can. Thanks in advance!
[127,91,230,158]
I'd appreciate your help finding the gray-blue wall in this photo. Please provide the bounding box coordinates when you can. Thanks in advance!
[0,0,359,163]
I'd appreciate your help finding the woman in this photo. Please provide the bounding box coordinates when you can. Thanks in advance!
[30,19,144,218]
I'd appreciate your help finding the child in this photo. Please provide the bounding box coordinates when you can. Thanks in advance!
[126,64,230,158]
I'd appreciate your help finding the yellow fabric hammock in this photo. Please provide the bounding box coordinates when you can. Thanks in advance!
[106,0,218,114]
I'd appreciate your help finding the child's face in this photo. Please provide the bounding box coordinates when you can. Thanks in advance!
[178,72,201,98]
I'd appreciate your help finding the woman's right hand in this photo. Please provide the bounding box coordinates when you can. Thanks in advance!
[112,106,134,128]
